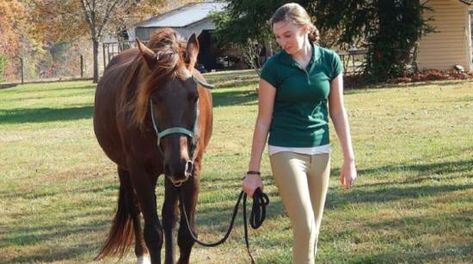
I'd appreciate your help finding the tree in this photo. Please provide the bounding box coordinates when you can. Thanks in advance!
[80,0,168,83]
[310,0,433,82]
[31,0,203,83]
[0,0,28,81]
[211,0,281,46]
[213,0,433,82]
[30,0,167,83]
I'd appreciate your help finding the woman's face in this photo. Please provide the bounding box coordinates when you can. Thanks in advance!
[272,21,308,55]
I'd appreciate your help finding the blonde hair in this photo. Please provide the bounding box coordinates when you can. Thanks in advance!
[269,3,320,43]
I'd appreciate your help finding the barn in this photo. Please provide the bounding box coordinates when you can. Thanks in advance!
[132,1,227,72]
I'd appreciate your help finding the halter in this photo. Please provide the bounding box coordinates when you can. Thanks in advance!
[149,99,199,158]
[149,75,214,158]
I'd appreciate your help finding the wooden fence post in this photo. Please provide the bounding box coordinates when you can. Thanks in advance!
[80,55,84,78]
[20,58,24,84]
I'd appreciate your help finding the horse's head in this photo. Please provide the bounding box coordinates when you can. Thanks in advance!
[132,29,209,187]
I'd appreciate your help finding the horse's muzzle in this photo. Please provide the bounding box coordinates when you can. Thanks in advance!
[169,178,187,187]
[166,160,193,187]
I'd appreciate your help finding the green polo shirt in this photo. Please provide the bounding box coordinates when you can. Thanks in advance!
[260,43,343,147]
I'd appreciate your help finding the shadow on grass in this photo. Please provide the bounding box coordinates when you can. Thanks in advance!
[344,243,473,264]
[327,159,473,209]
[356,159,473,180]
[4,83,96,94]
[6,90,95,102]
[326,182,473,211]
[344,229,473,264]
[3,242,99,264]
[203,70,258,89]
[212,89,257,108]
[0,106,93,124]
[1,215,109,263]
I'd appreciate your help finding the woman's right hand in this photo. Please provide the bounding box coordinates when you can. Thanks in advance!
[242,173,264,197]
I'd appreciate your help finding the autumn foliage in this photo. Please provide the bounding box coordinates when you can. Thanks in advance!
[0,0,28,80]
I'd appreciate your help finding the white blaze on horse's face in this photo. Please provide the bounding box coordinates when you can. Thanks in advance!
[151,73,199,187]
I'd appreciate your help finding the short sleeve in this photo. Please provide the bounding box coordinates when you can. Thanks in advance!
[330,52,343,80]
[260,58,279,88]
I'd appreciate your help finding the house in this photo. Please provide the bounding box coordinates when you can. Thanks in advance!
[132,1,227,71]
[417,0,473,72]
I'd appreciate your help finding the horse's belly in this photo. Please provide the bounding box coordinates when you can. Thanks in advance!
[93,82,126,166]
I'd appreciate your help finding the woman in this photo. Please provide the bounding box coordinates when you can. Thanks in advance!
[242,3,357,263]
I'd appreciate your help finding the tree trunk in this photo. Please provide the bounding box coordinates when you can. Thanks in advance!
[92,38,99,83]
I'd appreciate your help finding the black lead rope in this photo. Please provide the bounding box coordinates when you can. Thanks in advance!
[180,188,269,263]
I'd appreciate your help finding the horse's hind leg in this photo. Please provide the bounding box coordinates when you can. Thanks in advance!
[118,168,150,264]
[177,176,200,264]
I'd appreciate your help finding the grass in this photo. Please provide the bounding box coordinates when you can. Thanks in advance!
[0,73,472,264]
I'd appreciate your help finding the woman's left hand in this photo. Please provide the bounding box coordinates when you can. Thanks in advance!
[340,160,357,189]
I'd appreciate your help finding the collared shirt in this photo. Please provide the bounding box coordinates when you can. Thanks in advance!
[260,42,343,148]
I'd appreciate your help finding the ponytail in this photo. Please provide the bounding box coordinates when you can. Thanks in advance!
[308,26,320,43]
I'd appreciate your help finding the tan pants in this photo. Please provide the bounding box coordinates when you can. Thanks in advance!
[270,152,331,264]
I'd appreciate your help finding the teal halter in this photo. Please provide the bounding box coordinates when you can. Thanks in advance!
[149,100,198,157]
[148,75,214,157]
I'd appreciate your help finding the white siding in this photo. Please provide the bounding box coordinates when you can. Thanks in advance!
[417,0,472,71]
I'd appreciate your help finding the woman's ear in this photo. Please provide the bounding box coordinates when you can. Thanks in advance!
[302,24,311,34]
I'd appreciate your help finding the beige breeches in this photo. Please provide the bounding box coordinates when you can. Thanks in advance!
[270,152,331,264]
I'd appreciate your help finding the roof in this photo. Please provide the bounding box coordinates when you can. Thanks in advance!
[135,2,226,28]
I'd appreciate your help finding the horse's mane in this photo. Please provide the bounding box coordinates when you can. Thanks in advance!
[130,28,188,128]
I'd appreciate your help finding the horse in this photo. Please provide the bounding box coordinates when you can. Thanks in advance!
[93,28,213,264]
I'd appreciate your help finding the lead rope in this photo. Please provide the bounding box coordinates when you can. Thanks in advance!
[180,188,269,263]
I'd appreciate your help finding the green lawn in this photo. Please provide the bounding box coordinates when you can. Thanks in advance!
[0,72,472,264]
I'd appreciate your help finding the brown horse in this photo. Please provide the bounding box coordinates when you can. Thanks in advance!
[93,28,213,264]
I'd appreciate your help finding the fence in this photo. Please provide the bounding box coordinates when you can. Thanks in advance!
[1,44,368,85]
[102,41,137,70]
[1,55,92,85]
[339,49,368,75]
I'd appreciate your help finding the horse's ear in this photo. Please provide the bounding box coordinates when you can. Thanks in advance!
[186,33,199,71]
[136,39,156,70]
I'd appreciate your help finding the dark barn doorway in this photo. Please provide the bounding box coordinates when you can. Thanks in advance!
[197,30,217,72]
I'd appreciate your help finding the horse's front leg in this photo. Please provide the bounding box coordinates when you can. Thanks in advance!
[177,169,200,264]
[163,179,179,264]
[130,166,163,264]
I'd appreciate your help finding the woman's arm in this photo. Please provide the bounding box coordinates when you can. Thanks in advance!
[242,78,276,196]
[328,74,357,189]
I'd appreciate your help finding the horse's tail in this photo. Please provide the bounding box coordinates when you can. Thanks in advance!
[95,172,135,260]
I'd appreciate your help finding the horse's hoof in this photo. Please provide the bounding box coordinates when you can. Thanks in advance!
[137,255,151,264]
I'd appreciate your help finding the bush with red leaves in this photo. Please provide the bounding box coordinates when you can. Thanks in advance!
[345,69,472,88]
[402,69,473,83]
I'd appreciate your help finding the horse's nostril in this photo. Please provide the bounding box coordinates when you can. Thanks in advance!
[185,160,193,177]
